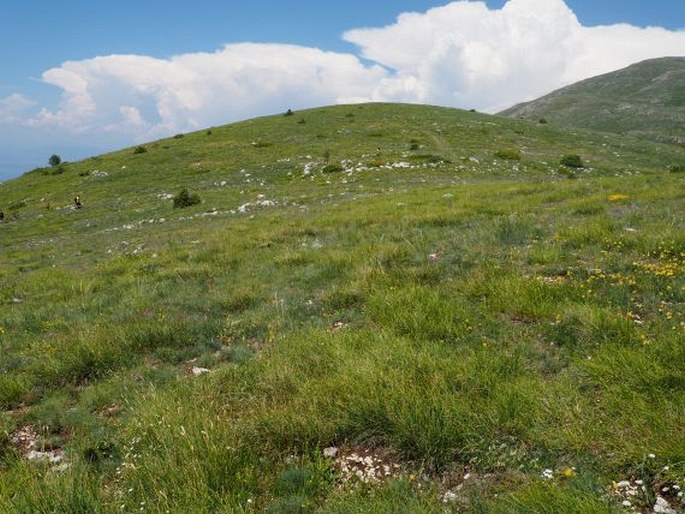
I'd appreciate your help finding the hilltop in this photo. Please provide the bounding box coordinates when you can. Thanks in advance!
[500,57,685,145]
[0,103,684,512]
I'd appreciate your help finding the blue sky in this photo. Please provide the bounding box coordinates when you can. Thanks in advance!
[1,0,683,179]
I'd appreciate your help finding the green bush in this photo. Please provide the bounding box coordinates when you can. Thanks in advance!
[322,163,343,174]
[48,154,61,166]
[669,164,685,173]
[133,145,147,154]
[560,154,584,168]
[172,188,201,208]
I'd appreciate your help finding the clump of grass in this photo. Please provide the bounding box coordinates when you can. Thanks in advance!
[7,199,27,211]
[495,148,522,160]
[408,154,449,164]
[322,163,343,174]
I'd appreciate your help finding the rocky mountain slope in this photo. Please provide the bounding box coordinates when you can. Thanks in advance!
[500,57,685,145]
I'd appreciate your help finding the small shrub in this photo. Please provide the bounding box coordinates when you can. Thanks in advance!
[284,109,294,116]
[172,188,201,208]
[495,148,522,160]
[48,154,62,167]
[275,467,316,495]
[267,496,308,514]
[251,141,272,148]
[173,133,184,139]
[669,164,685,173]
[409,139,421,151]
[560,154,584,168]
[322,163,343,174]
[133,145,147,154]
[539,118,548,124]
[297,118,306,125]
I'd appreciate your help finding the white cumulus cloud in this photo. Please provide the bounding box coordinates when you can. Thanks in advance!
[27,44,387,141]
[4,0,685,168]
[345,0,685,111]
[0,93,36,123]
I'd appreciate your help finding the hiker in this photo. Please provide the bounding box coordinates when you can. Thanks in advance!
[74,195,82,208]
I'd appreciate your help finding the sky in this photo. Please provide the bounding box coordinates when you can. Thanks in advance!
[1,0,684,180]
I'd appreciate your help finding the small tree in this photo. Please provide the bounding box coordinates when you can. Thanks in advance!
[560,154,584,168]
[49,154,62,167]
[173,188,201,208]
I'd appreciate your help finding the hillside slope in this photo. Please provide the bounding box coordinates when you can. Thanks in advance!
[500,57,685,145]
[1,104,684,512]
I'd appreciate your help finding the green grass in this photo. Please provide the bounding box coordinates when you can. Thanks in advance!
[0,103,684,512]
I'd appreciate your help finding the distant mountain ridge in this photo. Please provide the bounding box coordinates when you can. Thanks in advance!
[499,57,685,145]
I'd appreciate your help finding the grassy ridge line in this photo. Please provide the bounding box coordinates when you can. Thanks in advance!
[0,103,684,512]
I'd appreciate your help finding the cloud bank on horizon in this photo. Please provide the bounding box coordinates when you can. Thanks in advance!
[2,0,684,158]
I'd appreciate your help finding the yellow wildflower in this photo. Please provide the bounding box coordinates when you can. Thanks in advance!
[561,467,576,478]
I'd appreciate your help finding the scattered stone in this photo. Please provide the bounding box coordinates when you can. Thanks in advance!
[442,490,459,503]
[330,320,348,332]
[27,449,64,464]
[191,366,211,376]
[329,447,402,486]
[323,447,339,459]
[11,426,65,468]
[653,496,677,514]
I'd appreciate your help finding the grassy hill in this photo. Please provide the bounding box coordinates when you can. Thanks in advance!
[1,103,684,512]
[500,57,685,146]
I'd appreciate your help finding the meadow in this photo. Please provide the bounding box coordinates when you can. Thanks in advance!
[0,104,683,512]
